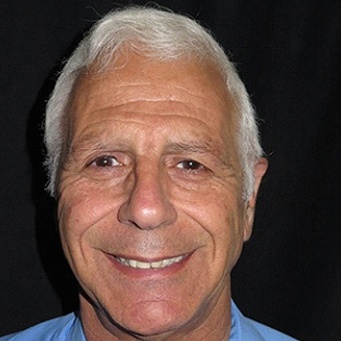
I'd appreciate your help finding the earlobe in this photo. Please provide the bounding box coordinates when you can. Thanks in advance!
[243,205,254,241]
[243,157,268,241]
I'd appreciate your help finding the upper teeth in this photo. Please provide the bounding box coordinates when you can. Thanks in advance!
[115,255,185,269]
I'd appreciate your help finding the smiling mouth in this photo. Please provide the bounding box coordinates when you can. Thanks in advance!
[114,254,187,270]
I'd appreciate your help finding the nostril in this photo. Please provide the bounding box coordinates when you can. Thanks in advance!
[118,197,177,230]
[127,220,140,229]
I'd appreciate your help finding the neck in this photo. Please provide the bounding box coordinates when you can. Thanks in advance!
[79,286,232,341]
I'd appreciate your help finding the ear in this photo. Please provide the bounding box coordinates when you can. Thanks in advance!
[243,157,268,241]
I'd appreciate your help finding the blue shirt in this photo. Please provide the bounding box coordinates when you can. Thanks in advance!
[0,301,298,340]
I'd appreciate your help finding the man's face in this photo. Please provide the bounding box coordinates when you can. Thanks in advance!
[58,54,265,339]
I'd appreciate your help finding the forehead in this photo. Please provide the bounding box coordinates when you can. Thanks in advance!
[68,53,238,148]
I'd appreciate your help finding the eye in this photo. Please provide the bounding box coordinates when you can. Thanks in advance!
[91,155,121,167]
[176,160,204,171]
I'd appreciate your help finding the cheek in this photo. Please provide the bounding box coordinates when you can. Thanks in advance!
[173,181,244,232]
[57,182,116,261]
[57,187,120,294]
[58,178,122,228]
[178,187,246,262]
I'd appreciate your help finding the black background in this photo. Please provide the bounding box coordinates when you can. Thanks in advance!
[1,1,340,340]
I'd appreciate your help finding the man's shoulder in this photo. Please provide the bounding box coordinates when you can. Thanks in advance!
[231,301,298,340]
[0,312,85,341]
[244,317,298,340]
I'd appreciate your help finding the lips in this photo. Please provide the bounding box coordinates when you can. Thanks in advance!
[114,254,186,270]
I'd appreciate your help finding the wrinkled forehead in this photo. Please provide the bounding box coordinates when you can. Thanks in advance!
[73,53,237,115]
[66,53,240,150]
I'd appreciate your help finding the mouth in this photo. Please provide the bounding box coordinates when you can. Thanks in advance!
[114,254,187,270]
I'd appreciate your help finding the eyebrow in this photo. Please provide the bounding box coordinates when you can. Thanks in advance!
[68,131,128,153]
[67,133,232,168]
[165,141,217,154]
[165,141,232,168]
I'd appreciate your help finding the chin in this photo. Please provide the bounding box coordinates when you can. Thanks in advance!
[106,301,192,338]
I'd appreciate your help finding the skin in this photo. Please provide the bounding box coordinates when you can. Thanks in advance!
[57,53,268,341]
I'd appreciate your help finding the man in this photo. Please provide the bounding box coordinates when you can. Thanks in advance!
[1,7,297,341]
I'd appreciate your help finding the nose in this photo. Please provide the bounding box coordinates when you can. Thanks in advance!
[118,164,177,230]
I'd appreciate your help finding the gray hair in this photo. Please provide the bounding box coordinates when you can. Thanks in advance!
[44,6,263,199]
